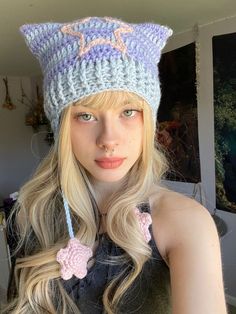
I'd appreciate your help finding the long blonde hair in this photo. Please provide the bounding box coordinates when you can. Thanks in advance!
[3,91,170,314]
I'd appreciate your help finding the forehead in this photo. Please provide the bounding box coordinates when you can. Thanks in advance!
[72,91,144,110]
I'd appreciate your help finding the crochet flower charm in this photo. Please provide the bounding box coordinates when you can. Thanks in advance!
[134,208,152,243]
[56,238,93,280]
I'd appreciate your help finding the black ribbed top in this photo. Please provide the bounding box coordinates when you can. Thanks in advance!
[62,203,171,313]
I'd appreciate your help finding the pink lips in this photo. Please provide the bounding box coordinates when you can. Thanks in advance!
[95,157,125,169]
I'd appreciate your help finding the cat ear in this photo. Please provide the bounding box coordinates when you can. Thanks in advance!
[137,23,172,47]
[19,23,61,59]
[135,23,173,61]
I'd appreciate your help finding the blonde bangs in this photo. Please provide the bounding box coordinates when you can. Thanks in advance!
[73,90,146,111]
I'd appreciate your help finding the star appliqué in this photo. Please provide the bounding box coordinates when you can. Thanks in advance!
[61,16,134,57]
[56,237,93,280]
[134,207,152,242]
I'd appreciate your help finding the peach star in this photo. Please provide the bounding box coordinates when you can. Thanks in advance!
[61,17,134,57]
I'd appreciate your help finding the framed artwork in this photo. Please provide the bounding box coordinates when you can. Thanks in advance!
[157,43,201,184]
[213,32,236,213]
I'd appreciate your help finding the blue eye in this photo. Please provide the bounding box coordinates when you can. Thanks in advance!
[123,109,140,117]
[81,114,93,121]
[74,113,95,121]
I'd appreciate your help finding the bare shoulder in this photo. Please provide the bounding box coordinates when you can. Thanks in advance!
[149,187,217,266]
[149,187,227,313]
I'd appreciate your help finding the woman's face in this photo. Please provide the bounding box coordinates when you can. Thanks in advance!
[70,99,144,183]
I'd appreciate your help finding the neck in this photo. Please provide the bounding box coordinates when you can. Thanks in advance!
[89,176,127,215]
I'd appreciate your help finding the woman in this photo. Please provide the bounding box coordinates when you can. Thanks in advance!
[4,16,227,313]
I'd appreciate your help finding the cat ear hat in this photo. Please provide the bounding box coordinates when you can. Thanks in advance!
[20,16,172,135]
[20,16,172,280]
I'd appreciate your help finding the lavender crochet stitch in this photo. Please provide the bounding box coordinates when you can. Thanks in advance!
[20,16,173,134]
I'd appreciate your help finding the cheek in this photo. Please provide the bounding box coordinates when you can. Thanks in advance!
[71,131,85,157]
[128,129,143,152]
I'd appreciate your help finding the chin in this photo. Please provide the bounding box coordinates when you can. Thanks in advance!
[92,172,128,183]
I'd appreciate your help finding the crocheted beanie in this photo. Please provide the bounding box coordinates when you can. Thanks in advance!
[20,16,173,134]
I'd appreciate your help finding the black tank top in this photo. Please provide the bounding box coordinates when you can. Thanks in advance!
[62,203,171,313]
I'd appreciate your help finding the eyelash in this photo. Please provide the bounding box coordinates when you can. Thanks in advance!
[74,109,141,122]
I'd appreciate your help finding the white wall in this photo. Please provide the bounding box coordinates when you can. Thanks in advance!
[0,76,50,301]
[0,76,47,202]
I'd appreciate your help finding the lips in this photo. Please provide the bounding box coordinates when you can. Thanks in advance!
[95,157,125,169]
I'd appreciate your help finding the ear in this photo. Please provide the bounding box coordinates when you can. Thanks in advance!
[19,22,61,58]
[135,23,173,58]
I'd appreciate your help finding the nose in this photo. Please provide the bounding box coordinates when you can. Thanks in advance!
[96,118,120,150]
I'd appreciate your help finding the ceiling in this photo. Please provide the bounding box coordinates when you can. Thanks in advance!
[1,0,236,76]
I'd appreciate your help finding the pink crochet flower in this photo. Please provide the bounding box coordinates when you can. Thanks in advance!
[134,207,152,243]
[56,238,93,280]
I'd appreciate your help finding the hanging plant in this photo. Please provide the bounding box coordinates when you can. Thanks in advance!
[19,82,54,145]
[2,77,16,110]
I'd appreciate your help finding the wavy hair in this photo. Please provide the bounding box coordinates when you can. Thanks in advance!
[3,91,170,314]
